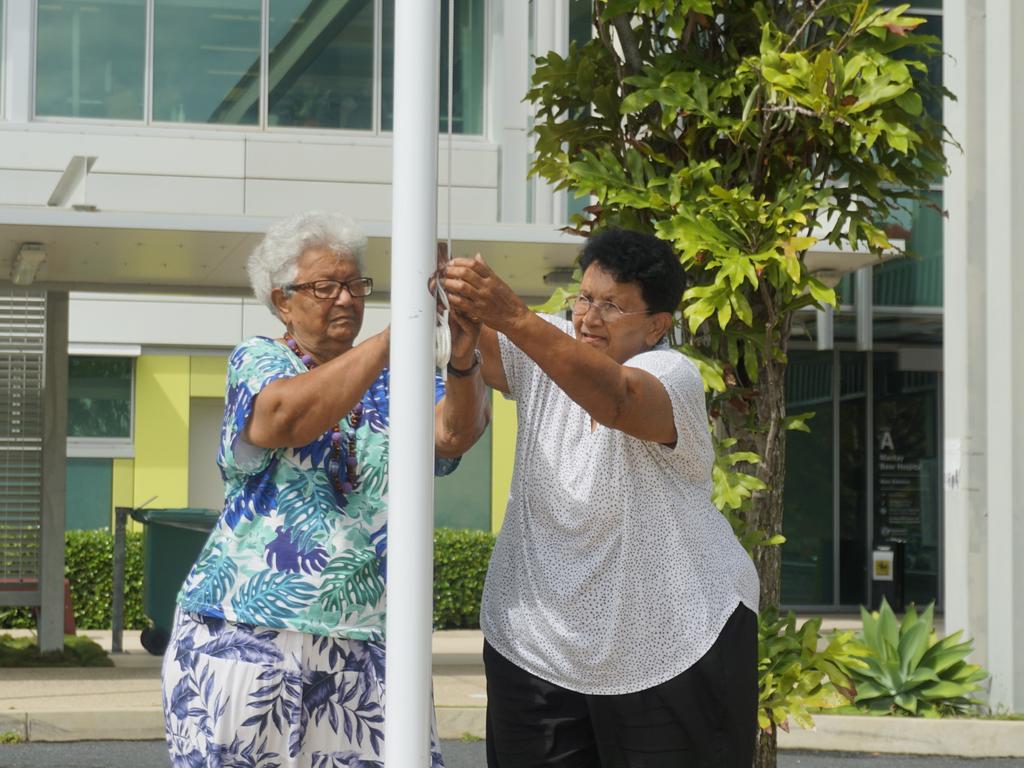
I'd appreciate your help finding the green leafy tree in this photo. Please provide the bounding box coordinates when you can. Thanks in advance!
[528,1,948,764]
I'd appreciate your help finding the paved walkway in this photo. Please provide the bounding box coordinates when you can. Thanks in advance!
[3,620,1023,759]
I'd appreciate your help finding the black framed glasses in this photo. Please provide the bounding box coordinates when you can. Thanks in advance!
[286,277,374,300]
[570,294,650,322]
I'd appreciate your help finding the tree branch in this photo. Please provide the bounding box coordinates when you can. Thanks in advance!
[782,0,826,54]
[610,15,644,75]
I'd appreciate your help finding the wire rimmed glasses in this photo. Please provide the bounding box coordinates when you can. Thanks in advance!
[570,294,650,322]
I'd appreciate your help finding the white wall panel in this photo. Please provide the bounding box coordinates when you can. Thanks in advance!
[0,129,245,177]
[245,138,498,187]
[244,179,498,223]
[244,179,395,220]
[69,293,249,347]
[0,170,63,206]
[87,175,245,216]
[70,294,391,349]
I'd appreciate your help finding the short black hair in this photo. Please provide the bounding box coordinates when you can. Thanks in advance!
[578,228,686,314]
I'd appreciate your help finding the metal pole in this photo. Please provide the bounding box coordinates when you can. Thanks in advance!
[111,507,128,654]
[385,0,440,763]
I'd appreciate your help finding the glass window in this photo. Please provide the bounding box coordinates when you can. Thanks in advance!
[67,356,133,438]
[35,0,146,120]
[872,353,940,607]
[381,0,485,134]
[838,352,868,606]
[782,350,835,606]
[152,0,261,125]
[268,0,376,130]
[874,190,943,307]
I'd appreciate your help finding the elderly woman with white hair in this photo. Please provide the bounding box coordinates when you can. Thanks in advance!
[161,210,489,767]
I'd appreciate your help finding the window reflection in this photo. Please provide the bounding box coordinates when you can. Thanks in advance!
[782,350,836,606]
[381,0,485,133]
[269,0,375,130]
[36,0,146,120]
[67,357,133,438]
[153,0,261,125]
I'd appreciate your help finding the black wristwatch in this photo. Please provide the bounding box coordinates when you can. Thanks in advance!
[447,349,481,377]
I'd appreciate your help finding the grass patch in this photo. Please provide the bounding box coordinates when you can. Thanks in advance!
[0,731,24,744]
[459,732,483,743]
[0,633,112,668]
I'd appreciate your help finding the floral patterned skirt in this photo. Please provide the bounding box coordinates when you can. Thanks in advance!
[161,608,445,768]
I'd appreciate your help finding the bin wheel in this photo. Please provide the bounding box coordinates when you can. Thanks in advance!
[141,626,170,656]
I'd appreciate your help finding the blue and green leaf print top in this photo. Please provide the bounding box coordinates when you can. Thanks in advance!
[177,336,457,640]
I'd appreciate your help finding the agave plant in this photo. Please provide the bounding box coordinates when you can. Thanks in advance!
[852,598,988,717]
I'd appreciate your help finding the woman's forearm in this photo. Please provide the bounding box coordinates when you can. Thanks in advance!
[247,330,390,448]
[435,361,491,459]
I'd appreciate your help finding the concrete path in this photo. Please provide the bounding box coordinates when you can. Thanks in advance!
[3,623,1023,758]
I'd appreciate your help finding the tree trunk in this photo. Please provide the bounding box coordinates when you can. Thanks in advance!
[752,354,788,612]
[757,725,778,768]
[751,348,789,768]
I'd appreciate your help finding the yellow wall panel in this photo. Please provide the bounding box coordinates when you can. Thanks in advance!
[490,390,517,534]
[134,356,190,509]
[190,356,229,399]
[111,458,140,531]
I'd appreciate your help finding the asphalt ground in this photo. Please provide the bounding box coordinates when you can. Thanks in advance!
[0,742,1022,768]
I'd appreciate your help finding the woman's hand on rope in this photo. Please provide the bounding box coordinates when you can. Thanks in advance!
[443,255,530,335]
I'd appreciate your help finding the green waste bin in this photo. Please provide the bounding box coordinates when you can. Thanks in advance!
[130,507,221,655]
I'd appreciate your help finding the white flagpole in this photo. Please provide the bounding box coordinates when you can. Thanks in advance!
[385,0,440,764]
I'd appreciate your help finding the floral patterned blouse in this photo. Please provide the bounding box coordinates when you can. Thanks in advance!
[177,336,456,640]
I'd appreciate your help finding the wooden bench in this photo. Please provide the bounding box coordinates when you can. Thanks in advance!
[0,578,77,635]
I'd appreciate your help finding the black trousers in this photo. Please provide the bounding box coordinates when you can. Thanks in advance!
[484,604,757,768]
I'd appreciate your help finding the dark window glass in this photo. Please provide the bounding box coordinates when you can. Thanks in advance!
[381,0,485,134]
[875,190,943,307]
[782,350,835,606]
[268,0,375,130]
[152,0,261,125]
[67,357,132,438]
[872,353,940,607]
[35,0,146,120]
[838,352,868,606]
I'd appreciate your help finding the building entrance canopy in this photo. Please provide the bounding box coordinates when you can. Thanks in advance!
[0,207,892,300]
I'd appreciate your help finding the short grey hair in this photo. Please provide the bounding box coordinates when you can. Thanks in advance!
[248,210,368,316]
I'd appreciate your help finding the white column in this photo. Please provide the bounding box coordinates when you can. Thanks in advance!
[984,0,1024,711]
[942,0,990,657]
[494,0,530,222]
[385,0,440,764]
[3,0,34,122]
[39,292,69,652]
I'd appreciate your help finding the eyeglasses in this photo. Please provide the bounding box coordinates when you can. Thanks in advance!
[570,294,650,322]
[286,277,374,300]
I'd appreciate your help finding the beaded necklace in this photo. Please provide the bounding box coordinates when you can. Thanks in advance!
[283,332,363,494]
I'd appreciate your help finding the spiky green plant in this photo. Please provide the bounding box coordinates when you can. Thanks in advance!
[852,598,988,717]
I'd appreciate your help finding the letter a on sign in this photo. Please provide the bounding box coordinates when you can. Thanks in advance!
[879,430,895,451]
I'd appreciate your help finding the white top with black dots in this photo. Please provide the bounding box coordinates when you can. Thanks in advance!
[480,314,760,696]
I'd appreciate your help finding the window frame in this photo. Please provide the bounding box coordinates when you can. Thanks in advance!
[30,0,491,138]
[65,352,136,459]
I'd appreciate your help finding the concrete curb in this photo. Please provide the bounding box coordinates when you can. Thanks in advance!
[778,714,1024,758]
[1,708,165,742]
[5,705,1022,757]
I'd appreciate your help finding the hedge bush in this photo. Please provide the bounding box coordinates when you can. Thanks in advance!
[0,530,147,631]
[2,527,495,632]
[433,528,495,629]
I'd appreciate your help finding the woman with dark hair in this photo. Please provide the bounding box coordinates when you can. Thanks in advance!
[444,228,760,767]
